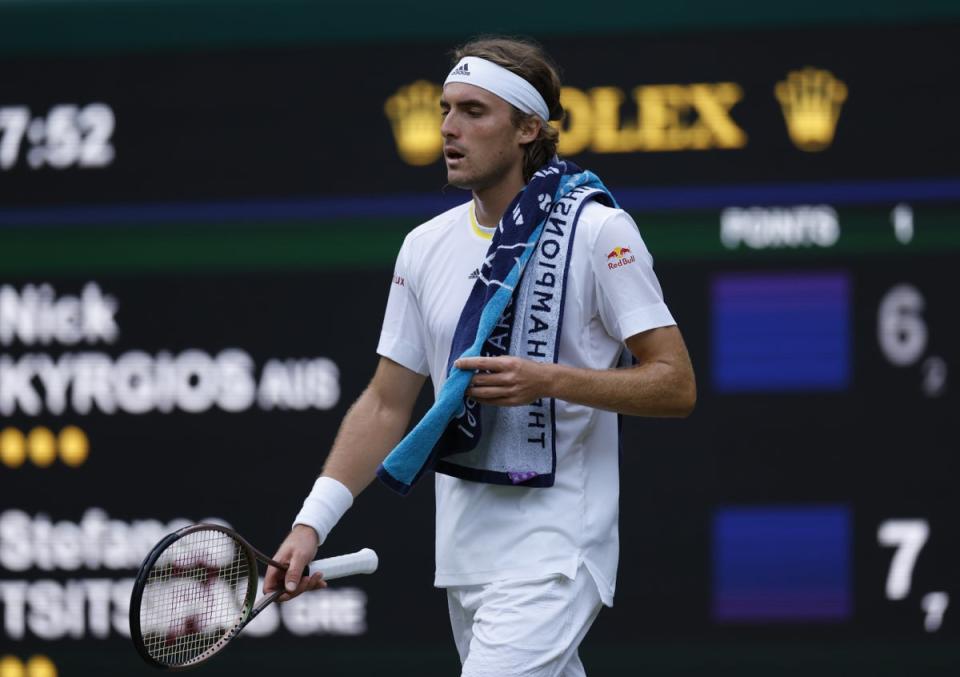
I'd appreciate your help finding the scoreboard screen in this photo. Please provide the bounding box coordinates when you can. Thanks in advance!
[0,17,958,677]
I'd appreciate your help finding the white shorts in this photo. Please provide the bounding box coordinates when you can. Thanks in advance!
[446,566,603,677]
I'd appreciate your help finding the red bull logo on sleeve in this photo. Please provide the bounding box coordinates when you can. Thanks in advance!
[606,246,636,269]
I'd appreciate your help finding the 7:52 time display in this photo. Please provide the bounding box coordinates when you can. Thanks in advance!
[0,103,115,171]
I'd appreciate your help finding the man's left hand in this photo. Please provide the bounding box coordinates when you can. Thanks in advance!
[455,356,551,406]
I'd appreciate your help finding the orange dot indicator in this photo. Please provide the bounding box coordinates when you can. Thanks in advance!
[0,428,27,469]
[25,656,56,677]
[26,428,56,468]
[0,655,25,677]
[58,426,89,467]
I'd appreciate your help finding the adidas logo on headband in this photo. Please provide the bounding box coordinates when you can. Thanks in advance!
[451,63,470,77]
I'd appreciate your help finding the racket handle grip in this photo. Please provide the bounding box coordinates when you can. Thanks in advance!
[306,548,378,581]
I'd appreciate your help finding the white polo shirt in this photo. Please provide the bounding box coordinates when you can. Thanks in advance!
[377,199,675,606]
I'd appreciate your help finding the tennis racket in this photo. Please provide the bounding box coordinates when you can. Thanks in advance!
[129,523,377,670]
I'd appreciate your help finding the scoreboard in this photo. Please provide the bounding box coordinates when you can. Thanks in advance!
[1,17,959,677]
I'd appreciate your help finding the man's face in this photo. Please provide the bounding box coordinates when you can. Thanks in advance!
[440,83,533,191]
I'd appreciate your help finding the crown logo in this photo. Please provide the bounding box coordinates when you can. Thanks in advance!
[775,67,847,152]
[384,80,443,166]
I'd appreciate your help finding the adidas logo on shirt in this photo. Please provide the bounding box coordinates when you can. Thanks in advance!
[467,268,480,280]
[451,62,470,77]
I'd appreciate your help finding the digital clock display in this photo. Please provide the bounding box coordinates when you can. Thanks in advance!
[0,104,115,171]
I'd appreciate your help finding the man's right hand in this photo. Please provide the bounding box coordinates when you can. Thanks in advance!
[263,524,326,601]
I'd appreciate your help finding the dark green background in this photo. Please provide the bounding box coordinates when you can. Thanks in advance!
[1,0,960,55]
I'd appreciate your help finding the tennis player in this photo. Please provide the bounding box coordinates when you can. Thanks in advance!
[265,37,696,677]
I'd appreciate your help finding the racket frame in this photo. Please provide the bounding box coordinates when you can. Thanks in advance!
[129,523,285,671]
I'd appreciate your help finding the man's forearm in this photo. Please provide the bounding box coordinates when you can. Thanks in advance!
[289,360,421,548]
[321,387,415,496]
[544,359,695,417]
[459,326,696,417]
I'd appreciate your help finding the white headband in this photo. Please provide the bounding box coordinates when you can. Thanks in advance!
[444,56,550,122]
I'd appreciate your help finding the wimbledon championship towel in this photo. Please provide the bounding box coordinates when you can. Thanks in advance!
[377,159,616,495]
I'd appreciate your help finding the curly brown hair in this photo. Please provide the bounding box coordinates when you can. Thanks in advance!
[452,37,563,182]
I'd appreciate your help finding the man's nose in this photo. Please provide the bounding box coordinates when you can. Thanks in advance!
[440,111,458,138]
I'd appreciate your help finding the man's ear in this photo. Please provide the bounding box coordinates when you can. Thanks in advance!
[517,115,542,144]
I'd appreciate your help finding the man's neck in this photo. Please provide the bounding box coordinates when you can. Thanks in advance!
[472,175,526,228]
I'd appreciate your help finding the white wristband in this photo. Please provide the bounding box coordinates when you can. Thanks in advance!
[293,476,354,545]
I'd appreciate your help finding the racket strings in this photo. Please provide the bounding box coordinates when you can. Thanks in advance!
[139,529,251,666]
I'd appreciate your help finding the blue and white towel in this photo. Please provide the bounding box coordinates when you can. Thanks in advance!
[377,159,616,495]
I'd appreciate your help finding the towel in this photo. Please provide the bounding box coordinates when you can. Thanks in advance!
[377,159,616,495]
